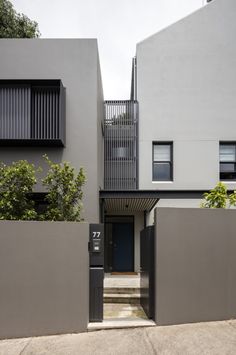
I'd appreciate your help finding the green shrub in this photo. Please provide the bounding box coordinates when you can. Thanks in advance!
[41,155,86,221]
[229,191,236,207]
[0,160,37,220]
[201,182,228,208]
[200,182,236,209]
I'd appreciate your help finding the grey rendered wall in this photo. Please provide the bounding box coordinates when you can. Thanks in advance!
[0,39,104,222]
[154,208,236,325]
[0,221,89,339]
[146,199,201,226]
[137,0,236,191]
[97,55,105,195]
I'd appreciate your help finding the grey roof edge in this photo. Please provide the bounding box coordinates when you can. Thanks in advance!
[0,38,98,42]
[100,189,234,199]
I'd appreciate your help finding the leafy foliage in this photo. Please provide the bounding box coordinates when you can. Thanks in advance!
[0,160,37,220]
[229,191,236,207]
[41,155,86,221]
[0,0,40,38]
[201,182,230,208]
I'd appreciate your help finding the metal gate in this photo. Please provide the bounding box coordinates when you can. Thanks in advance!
[140,226,155,319]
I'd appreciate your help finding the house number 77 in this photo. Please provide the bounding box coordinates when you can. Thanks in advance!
[92,232,101,239]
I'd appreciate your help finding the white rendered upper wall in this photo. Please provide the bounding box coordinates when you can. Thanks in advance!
[136,0,236,190]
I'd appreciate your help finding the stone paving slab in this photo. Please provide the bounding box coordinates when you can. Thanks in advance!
[88,302,152,331]
[88,319,156,331]
[104,274,140,288]
[104,303,147,319]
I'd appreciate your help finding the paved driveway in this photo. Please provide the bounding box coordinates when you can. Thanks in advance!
[1,320,236,355]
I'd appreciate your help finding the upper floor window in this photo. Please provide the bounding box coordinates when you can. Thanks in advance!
[153,142,173,181]
[0,80,65,146]
[220,143,236,180]
[105,141,134,161]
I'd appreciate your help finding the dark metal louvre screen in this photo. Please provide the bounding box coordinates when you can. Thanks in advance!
[104,100,138,190]
[0,87,31,139]
[31,87,60,139]
[0,80,65,146]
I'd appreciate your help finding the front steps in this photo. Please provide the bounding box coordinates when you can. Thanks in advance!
[88,318,156,331]
[104,287,140,304]
[104,274,141,304]
[88,275,157,331]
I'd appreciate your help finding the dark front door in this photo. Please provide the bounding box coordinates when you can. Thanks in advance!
[112,222,133,272]
[105,216,134,272]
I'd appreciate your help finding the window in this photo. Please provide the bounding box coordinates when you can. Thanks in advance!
[153,142,173,181]
[105,141,134,161]
[0,80,65,146]
[220,143,236,180]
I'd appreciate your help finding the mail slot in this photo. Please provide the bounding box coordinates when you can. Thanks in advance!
[92,239,101,252]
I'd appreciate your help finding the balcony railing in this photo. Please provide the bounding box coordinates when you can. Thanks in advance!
[104,100,138,190]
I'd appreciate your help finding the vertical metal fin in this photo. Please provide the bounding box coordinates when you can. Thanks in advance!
[0,86,31,139]
[30,86,60,140]
[0,82,64,144]
[104,100,138,190]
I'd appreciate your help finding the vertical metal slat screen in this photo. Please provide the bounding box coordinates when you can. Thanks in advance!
[0,84,61,143]
[104,100,138,190]
[0,87,31,139]
[31,87,60,139]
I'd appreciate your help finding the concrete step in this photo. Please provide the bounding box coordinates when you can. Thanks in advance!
[88,319,156,331]
[104,287,140,294]
[104,293,140,304]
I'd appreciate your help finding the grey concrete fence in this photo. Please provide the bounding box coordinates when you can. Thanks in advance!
[0,221,89,339]
[154,207,236,325]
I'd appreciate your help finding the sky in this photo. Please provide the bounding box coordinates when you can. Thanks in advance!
[12,0,205,99]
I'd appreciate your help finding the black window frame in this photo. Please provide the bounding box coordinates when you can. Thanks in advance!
[0,79,65,147]
[219,142,236,181]
[152,142,173,182]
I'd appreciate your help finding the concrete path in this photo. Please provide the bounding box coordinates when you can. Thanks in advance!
[88,303,155,331]
[1,320,236,355]
[104,303,147,319]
